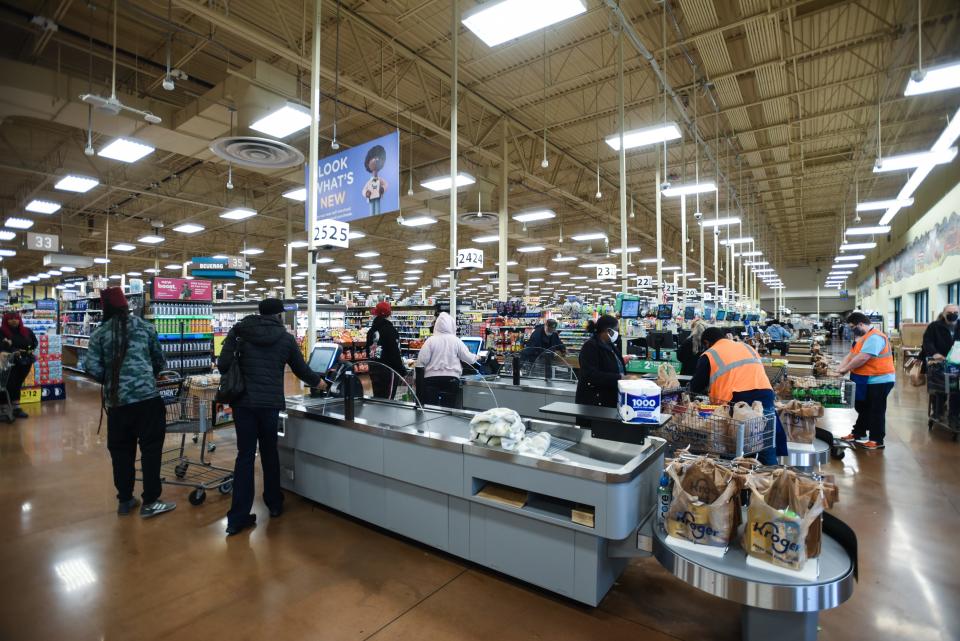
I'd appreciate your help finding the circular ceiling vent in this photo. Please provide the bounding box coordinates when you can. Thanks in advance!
[209,136,304,169]
[457,210,501,228]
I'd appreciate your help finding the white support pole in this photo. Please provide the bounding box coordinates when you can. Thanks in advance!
[306,0,322,354]
[285,209,293,298]
[617,25,628,354]
[699,211,704,297]
[449,0,459,319]
[656,164,662,300]
[499,120,508,301]
[680,195,687,300]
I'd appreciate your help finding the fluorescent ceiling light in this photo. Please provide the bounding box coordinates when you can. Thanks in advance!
[4,217,33,229]
[239,248,263,255]
[904,60,960,96]
[551,271,570,277]
[420,173,475,191]
[661,266,681,271]
[517,245,545,253]
[507,260,518,266]
[736,251,763,257]
[98,138,155,163]
[473,234,500,243]
[512,209,556,223]
[462,0,586,47]
[328,267,346,273]
[94,257,111,264]
[371,272,387,277]
[60,266,76,272]
[25,200,60,214]
[406,258,428,264]
[400,216,437,227]
[719,237,754,245]
[744,261,768,266]
[0,231,15,241]
[873,147,957,173]
[137,235,165,244]
[829,271,852,276]
[126,271,142,277]
[54,175,99,193]
[526,267,547,272]
[283,187,307,201]
[836,254,865,261]
[355,251,380,258]
[144,268,160,274]
[173,223,204,234]
[0,249,16,257]
[552,255,577,262]
[571,232,607,241]
[112,243,135,252]
[639,258,663,264]
[404,269,422,274]
[605,122,681,151]
[661,181,717,197]
[840,242,877,251]
[856,198,913,212]
[249,103,311,138]
[278,263,298,268]
[221,208,257,221]
[699,217,740,228]
[348,231,365,239]
[845,226,891,236]
[611,246,640,254]
[288,240,309,248]
[316,257,334,264]
[408,243,436,251]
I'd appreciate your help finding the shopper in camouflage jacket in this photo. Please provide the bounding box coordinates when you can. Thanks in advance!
[84,311,166,408]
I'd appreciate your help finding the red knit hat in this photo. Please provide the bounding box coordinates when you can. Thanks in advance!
[101,286,128,311]
[373,301,392,317]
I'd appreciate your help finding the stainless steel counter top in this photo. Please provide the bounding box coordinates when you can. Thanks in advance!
[461,375,579,396]
[284,395,664,482]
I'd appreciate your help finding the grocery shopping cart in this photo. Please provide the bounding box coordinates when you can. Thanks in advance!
[784,375,856,409]
[0,357,14,423]
[137,373,235,505]
[926,359,959,441]
[764,364,787,386]
[654,401,775,458]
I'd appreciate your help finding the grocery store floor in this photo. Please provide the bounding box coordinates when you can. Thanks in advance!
[2,356,959,641]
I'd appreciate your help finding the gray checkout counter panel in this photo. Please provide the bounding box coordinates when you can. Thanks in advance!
[462,376,579,422]
[278,396,665,606]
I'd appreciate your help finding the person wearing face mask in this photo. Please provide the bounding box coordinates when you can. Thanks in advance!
[689,326,787,465]
[522,318,567,363]
[921,304,960,421]
[575,315,624,407]
[836,312,895,450]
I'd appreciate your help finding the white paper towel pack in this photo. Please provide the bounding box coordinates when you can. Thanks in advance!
[617,379,661,424]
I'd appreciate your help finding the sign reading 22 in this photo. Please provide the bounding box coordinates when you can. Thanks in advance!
[312,219,350,248]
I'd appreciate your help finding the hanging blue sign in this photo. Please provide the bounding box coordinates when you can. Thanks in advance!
[304,131,400,227]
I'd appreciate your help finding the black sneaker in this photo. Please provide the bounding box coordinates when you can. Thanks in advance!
[13,408,28,419]
[226,514,257,536]
[140,500,177,518]
[269,506,283,518]
[117,498,140,515]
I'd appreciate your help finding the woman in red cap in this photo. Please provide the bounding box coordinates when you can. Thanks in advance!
[0,311,38,418]
[366,301,407,399]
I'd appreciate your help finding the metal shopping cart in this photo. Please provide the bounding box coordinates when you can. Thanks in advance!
[653,400,775,459]
[138,372,235,505]
[926,359,960,441]
[0,356,14,423]
[784,375,856,409]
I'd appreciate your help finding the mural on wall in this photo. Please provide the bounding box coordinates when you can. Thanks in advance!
[857,210,960,300]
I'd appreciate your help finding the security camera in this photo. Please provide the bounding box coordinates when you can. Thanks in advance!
[541,157,549,169]
[660,181,672,191]
[162,76,175,91]
[84,144,95,156]
[694,210,703,220]
[144,113,162,124]
[714,228,720,237]
[226,180,234,190]
[331,139,340,150]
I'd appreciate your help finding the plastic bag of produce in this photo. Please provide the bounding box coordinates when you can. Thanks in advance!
[469,407,526,449]
[742,468,826,570]
[664,456,741,547]
[656,362,680,389]
[515,432,551,457]
[776,400,821,444]
[731,400,765,421]
[947,341,960,366]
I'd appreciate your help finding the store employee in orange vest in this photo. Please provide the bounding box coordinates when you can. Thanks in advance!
[689,327,787,464]
[836,312,895,450]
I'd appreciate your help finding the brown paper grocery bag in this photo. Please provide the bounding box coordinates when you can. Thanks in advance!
[664,458,740,547]
[742,469,826,569]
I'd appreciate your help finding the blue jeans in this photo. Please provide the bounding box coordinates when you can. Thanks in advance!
[730,388,787,465]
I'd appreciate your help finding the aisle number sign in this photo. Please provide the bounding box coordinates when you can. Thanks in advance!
[664,283,678,294]
[27,232,58,251]
[636,275,653,288]
[596,264,617,280]
[456,248,483,269]
[686,288,698,298]
[311,219,350,248]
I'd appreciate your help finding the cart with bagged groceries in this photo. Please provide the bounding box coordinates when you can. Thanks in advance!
[655,399,776,459]
[927,358,960,440]
[137,372,235,505]
[0,355,15,423]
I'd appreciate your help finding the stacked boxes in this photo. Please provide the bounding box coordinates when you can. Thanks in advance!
[21,335,66,404]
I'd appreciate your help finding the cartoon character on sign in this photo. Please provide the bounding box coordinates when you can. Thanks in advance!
[179,281,192,300]
[362,145,388,216]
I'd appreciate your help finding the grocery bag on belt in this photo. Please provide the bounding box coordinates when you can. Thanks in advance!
[617,379,661,424]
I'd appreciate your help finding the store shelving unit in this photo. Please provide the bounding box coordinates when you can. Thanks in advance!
[145,279,214,376]
[20,299,58,336]
[60,290,145,374]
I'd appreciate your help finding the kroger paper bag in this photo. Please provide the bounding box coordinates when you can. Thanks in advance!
[742,468,825,570]
[777,400,821,444]
[664,457,740,547]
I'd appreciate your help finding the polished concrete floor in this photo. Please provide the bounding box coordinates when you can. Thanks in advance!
[2,361,959,641]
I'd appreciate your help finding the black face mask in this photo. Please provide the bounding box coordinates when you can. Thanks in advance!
[946,313,959,323]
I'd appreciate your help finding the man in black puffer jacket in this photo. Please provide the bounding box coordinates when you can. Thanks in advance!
[217,298,323,535]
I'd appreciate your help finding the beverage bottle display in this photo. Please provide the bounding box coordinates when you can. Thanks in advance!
[657,471,672,529]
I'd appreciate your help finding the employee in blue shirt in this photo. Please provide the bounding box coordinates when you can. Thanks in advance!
[765,319,792,355]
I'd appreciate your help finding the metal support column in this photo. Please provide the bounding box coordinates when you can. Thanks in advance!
[617,25,628,354]
[449,0,459,318]
[499,120,508,301]
[305,0,322,354]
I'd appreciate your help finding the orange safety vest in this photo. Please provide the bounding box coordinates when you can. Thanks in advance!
[703,339,772,403]
[851,327,895,376]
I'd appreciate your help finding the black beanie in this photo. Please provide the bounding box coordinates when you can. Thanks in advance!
[259,298,285,315]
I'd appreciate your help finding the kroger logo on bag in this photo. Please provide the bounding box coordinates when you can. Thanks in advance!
[676,511,721,539]
[753,521,802,555]
[617,379,661,424]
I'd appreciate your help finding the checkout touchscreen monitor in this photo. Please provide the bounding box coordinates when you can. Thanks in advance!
[620,299,640,318]
[703,306,714,321]
[683,306,696,320]
[656,304,673,320]
[461,337,483,356]
[308,343,342,374]
[716,309,727,321]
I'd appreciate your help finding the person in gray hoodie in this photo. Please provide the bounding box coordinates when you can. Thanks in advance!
[415,312,479,407]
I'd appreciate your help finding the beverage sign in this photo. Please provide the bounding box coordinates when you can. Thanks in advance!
[596,264,617,280]
[152,277,213,301]
[456,248,483,269]
[311,218,350,248]
[304,131,400,225]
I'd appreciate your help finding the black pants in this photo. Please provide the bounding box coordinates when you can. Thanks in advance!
[6,363,32,405]
[369,366,401,400]
[228,406,282,526]
[107,396,166,504]
[853,382,894,444]
[422,376,460,408]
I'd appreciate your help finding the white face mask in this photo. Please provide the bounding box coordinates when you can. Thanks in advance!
[607,329,619,343]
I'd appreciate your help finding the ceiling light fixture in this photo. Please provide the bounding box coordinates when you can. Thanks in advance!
[112,243,135,252]
[220,208,257,221]
[239,248,264,255]
[137,235,164,244]
[512,210,556,223]
[408,243,436,251]
[282,187,307,201]
[719,237,754,246]
[605,122,681,151]
[836,254,865,261]
[856,198,914,212]
[420,173,475,191]
[98,138,155,163]
[473,234,500,243]
[611,246,640,254]
[904,60,960,96]
[571,232,607,241]
[0,231,15,241]
[699,216,741,228]
[552,255,577,262]
[4,217,34,229]
[845,225,891,236]
[399,216,437,227]
[461,0,586,48]
[249,102,311,138]
[517,245,545,253]
[172,223,204,234]
[25,200,61,214]
[288,240,309,248]
[54,175,99,193]
[873,147,957,173]
[660,181,717,197]
[840,242,877,251]
[355,251,380,258]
